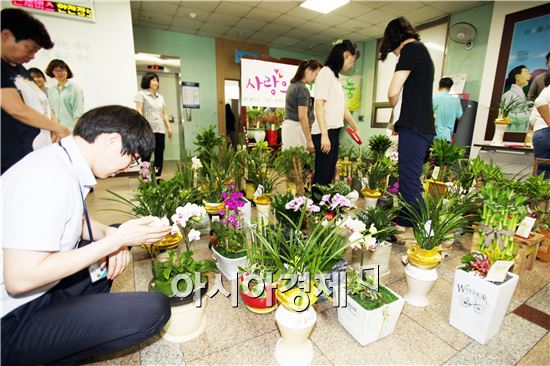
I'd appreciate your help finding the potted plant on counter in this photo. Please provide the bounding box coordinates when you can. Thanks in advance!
[491,97,530,146]
[338,268,404,346]
[400,191,473,307]
[210,186,248,280]
[362,157,392,208]
[368,134,393,160]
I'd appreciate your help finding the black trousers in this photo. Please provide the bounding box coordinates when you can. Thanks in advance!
[143,132,166,177]
[312,128,341,194]
[395,126,434,226]
[1,247,170,365]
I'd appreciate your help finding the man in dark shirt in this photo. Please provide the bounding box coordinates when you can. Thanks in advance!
[381,17,436,227]
[1,8,70,174]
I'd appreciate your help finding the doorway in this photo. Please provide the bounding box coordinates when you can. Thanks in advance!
[135,53,185,160]
[224,79,240,146]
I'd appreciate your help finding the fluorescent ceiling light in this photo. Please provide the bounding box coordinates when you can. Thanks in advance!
[300,0,350,14]
[424,42,445,53]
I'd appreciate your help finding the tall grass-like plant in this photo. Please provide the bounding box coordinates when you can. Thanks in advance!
[194,126,223,169]
[246,141,279,197]
[200,142,242,202]
[274,146,312,191]
[400,190,474,250]
[365,157,392,191]
[356,206,400,243]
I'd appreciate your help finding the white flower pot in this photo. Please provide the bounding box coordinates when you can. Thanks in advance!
[449,269,519,344]
[491,123,508,146]
[254,130,266,142]
[212,246,247,281]
[337,288,404,346]
[404,264,438,307]
[365,197,378,208]
[274,305,317,366]
[161,296,207,343]
[256,202,271,228]
[363,242,392,277]
[345,190,359,204]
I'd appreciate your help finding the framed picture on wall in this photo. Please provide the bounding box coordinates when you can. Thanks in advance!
[484,3,550,142]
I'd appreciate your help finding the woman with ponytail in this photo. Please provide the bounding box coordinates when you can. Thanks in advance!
[282,59,322,151]
[311,40,361,193]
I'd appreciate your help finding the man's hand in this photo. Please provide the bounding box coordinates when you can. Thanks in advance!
[103,247,130,280]
[111,216,171,248]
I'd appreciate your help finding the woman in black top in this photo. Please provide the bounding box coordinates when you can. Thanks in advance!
[380,17,435,227]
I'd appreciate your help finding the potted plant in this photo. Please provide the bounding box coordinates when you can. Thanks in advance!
[449,251,519,344]
[105,168,199,256]
[246,141,279,225]
[491,97,530,146]
[426,140,465,196]
[313,181,358,204]
[250,200,355,365]
[355,206,400,276]
[338,268,404,346]
[151,203,216,342]
[152,249,216,342]
[362,157,391,208]
[274,146,313,196]
[368,134,393,160]
[400,190,473,307]
[210,186,248,280]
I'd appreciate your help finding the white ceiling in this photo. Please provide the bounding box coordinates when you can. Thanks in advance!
[131,0,487,56]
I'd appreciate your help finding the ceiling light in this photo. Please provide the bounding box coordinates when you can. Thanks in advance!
[424,42,444,53]
[189,12,197,19]
[300,0,350,14]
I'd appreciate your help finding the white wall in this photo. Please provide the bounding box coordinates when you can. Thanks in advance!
[473,1,546,145]
[25,1,137,110]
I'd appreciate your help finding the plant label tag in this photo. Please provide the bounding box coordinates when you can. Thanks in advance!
[485,261,514,283]
[253,184,264,199]
[89,262,108,283]
[432,166,440,181]
[516,216,535,238]
[424,220,434,237]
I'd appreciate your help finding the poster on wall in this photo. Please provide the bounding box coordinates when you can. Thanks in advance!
[182,82,200,109]
[11,0,95,22]
[340,74,362,112]
[241,59,296,108]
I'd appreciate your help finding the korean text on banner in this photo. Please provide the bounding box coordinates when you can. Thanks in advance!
[241,59,298,108]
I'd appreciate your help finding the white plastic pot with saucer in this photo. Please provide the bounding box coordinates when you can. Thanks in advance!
[161,295,208,342]
[362,241,392,277]
[345,190,359,205]
[211,246,247,281]
[403,264,438,307]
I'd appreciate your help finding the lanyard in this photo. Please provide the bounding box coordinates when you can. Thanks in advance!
[58,141,94,242]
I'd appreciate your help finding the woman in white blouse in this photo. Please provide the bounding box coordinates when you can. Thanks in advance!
[135,72,172,178]
[311,39,361,194]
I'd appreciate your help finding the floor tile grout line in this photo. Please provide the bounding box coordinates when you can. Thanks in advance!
[514,332,550,366]
[401,312,466,353]
[182,328,279,363]
[309,338,335,366]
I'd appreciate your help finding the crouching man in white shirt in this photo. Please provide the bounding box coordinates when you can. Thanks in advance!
[1,105,172,365]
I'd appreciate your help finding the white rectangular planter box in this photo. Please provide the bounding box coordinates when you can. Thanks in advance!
[338,287,404,346]
[449,269,519,344]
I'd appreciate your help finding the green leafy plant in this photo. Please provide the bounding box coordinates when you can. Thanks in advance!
[496,97,531,119]
[105,175,199,222]
[401,190,474,250]
[313,181,352,198]
[274,146,313,189]
[200,142,242,202]
[368,134,393,160]
[210,187,247,258]
[194,126,223,168]
[345,268,398,310]
[153,250,216,298]
[429,140,465,182]
[477,183,528,262]
[356,206,400,243]
[246,141,279,196]
[365,157,392,191]
[271,192,302,228]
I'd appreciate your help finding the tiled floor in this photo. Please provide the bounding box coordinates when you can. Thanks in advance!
[85,161,550,366]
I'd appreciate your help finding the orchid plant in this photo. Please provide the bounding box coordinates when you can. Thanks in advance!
[210,185,247,258]
[171,203,208,252]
